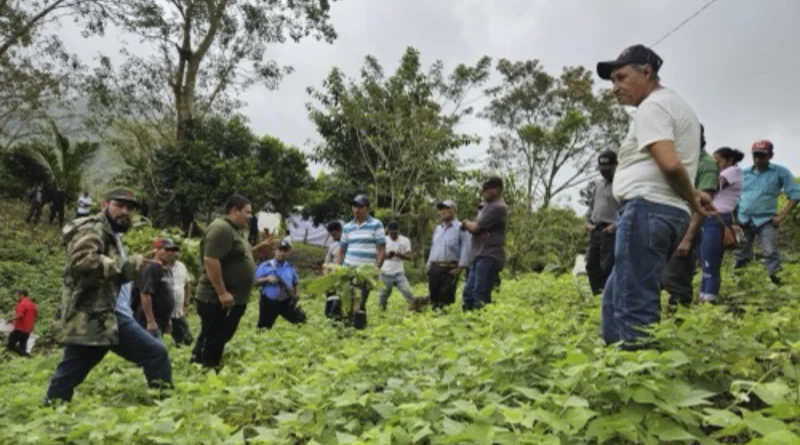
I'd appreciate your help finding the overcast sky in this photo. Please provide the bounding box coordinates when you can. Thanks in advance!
[56,0,800,208]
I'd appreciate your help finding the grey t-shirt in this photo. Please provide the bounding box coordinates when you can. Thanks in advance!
[589,179,619,226]
[469,199,508,267]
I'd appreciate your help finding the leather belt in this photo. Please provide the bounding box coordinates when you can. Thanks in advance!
[430,261,458,267]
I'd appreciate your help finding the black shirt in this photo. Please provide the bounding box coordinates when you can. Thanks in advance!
[132,263,174,330]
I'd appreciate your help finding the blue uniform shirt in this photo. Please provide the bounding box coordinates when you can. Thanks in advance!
[738,163,800,227]
[256,259,299,301]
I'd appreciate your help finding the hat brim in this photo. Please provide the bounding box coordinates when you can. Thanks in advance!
[597,60,626,80]
[351,200,369,207]
[436,203,454,209]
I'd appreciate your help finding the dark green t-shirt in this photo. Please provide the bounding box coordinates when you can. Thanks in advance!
[196,217,256,305]
[695,150,719,192]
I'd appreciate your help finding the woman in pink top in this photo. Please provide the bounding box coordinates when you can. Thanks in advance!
[699,147,744,303]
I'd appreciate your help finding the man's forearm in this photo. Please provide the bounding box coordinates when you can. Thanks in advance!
[376,246,386,268]
[778,200,797,220]
[663,167,697,206]
[335,248,345,265]
[682,212,704,242]
[203,257,227,296]
[140,293,156,324]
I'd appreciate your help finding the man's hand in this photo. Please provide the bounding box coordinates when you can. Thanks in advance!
[771,215,783,227]
[266,276,279,284]
[449,267,464,276]
[675,237,693,257]
[386,251,396,259]
[165,320,173,334]
[218,291,235,309]
[146,321,159,336]
[692,191,716,216]
[602,224,615,234]
[254,236,277,250]
[585,222,596,232]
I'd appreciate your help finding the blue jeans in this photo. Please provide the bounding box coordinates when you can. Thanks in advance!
[602,199,689,349]
[378,272,414,307]
[700,213,733,299]
[46,313,173,402]
[462,257,501,310]
[734,221,781,276]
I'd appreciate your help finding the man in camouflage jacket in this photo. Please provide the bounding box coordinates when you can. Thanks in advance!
[45,188,173,403]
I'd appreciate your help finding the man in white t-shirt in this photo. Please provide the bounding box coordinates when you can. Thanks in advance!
[76,192,92,218]
[169,256,193,346]
[378,221,414,310]
[596,44,714,350]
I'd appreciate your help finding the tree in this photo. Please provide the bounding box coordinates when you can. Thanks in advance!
[482,60,629,209]
[0,0,101,150]
[307,46,491,217]
[13,121,100,199]
[88,0,337,142]
[141,116,312,232]
[0,0,109,59]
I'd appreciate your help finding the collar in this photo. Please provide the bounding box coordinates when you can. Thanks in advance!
[351,216,372,225]
[440,219,456,228]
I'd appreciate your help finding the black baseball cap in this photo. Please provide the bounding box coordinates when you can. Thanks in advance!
[597,44,663,80]
[278,239,292,250]
[482,176,503,191]
[386,221,400,231]
[352,194,370,207]
[598,151,618,167]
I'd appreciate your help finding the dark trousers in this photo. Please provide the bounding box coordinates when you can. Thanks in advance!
[462,257,501,311]
[191,301,246,368]
[49,204,64,226]
[257,298,307,329]
[6,330,30,356]
[586,227,616,295]
[26,203,42,223]
[326,282,369,329]
[661,235,700,307]
[171,317,193,346]
[428,264,460,308]
[45,314,173,402]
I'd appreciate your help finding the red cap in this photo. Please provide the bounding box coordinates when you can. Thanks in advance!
[153,237,164,249]
[752,140,774,154]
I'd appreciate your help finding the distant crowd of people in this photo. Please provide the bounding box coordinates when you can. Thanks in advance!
[25,175,508,403]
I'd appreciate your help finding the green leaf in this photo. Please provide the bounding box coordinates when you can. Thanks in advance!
[752,380,791,406]
[646,416,696,441]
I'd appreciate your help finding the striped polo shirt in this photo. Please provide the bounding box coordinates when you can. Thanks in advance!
[341,216,386,266]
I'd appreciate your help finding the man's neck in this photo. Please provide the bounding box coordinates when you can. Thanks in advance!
[355,215,367,224]
[442,218,454,226]
[756,163,770,172]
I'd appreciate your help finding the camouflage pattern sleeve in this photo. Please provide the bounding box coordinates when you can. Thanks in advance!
[66,227,136,281]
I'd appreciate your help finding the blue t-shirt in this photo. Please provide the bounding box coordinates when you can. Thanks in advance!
[256,259,299,301]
